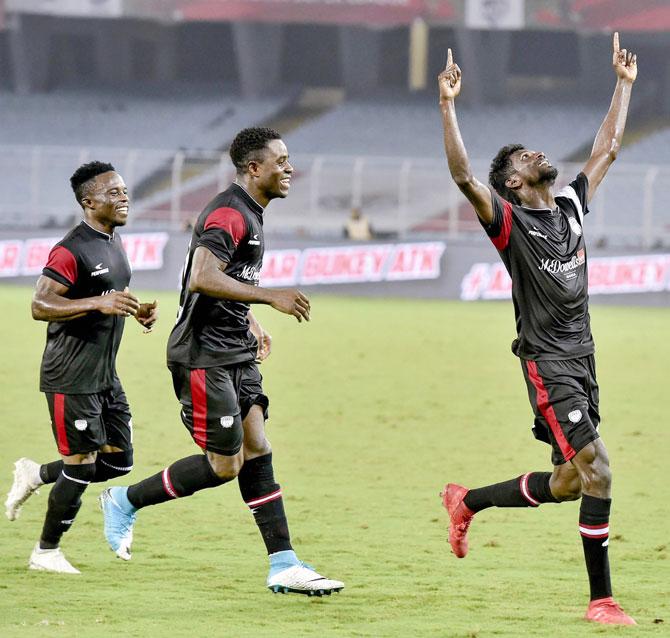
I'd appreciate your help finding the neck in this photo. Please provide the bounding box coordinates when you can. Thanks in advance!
[518,183,555,210]
[84,214,114,236]
[235,177,268,209]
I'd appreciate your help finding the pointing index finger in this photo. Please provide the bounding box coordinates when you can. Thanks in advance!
[447,48,453,67]
[613,31,619,52]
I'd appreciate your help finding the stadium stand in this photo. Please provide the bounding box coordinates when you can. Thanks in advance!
[0,85,292,227]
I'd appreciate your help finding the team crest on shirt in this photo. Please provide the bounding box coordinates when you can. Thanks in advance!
[74,419,88,431]
[568,410,582,424]
[220,416,234,429]
[568,217,582,237]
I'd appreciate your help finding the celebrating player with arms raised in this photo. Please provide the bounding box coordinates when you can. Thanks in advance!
[438,34,637,625]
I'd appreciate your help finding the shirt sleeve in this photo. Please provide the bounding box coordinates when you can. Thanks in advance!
[197,207,248,263]
[556,172,589,223]
[480,189,513,251]
[43,245,78,287]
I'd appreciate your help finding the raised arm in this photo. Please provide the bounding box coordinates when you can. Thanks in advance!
[439,48,493,225]
[189,246,310,322]
[582,32,637,202]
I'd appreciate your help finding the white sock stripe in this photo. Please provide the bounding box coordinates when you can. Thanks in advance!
[162,468,178,499]
[519,473,541,507]
[246,489,282,508]
[61,471,91,485]
[579,524,609,537]
[100,459,134,472]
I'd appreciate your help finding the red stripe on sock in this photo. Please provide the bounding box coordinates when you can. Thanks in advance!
[525,361,576,462]
[54,393,70,456]
[519,472,541,506]
[190,369,208,450]
[162,468,179,499]
[246,489,282,508]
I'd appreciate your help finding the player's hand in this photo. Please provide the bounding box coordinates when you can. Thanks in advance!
[254,326,272,362]
[269,288,310,322]
[438,48,462,102]
[135,299,159,333]
[97,290,140,317]
[612,32,637,83]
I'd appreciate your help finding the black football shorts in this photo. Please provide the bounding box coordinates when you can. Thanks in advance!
[169,362,269,457]
[521,355,600,466]
[45,378,133,456]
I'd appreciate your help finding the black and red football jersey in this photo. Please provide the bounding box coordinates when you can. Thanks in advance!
[481,172,594,360]
[167,183,265,368]
[39,221,132,393]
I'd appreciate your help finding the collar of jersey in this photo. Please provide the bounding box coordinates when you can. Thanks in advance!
[81,220,114,241]
[231,182,265,215]
[518,204,556,215]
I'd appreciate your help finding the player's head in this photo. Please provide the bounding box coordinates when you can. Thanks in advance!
[70,161,129,229]
[229,127,292,202]
[489,144,558,204]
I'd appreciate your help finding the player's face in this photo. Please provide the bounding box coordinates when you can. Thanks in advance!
[85,172,130,230]
[511,149,558,186]
[255,139,293,200]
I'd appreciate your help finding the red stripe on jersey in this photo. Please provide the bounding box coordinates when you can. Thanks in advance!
[525,361,576,462]
[190,369,208,450]
[492,200,513,251]
[204,207,247,247]
[54,393,70,456]
[45,245,78,285]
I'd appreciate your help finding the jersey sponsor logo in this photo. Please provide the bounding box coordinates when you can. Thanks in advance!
[248,234,261,246]
[568,409,582,423]
[91,263,110,277]
[220,416,234,428]
[568,217,582,236]
[528,227,548,240]
[538,249,585,275]
[74,419,88,431]
[240,265,261,283]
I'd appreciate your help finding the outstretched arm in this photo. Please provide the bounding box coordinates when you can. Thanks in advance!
[582,32,637,202]
[439,48,493,225]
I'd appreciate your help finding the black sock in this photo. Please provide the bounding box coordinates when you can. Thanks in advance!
[580,494,612,600]
[238,453,292,555]
[463,472,559,513]
[40,463,95,549]
[126,454,226,509]
[39,461,63,484]
[92,451,134,482]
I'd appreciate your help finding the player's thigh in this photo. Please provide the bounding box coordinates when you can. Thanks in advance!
[99,377,133,453]
[44,391,106,456]
[236,363,271,457]
[522,358,599,465]
[170,364,243,456]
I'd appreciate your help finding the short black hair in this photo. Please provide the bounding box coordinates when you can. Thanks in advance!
[70,161,116,205]
[489,143,524,204]
[229,127,282,174]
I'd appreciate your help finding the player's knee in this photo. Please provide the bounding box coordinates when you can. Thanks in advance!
[581,461,611,494]
[94,450,134,482]
[207,451,243,481]
[551,476,582,501]
[244,436,271,459]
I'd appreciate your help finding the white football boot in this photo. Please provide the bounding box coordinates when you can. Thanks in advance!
[29,544,81,574]
[5,458,43,521]
[267,564,344,596]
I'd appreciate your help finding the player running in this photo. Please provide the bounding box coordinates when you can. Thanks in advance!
[439,34,637,625]
[5,162,158,573]
[100,127,343,597]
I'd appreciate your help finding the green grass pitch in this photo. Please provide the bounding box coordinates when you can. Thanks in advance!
[0,285,668,637]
